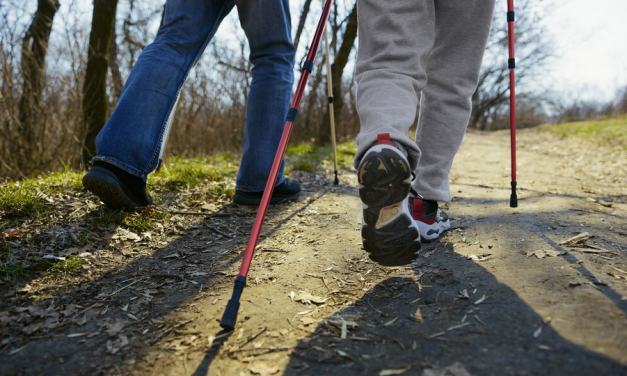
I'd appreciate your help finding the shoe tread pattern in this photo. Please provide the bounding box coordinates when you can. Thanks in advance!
[358,147,420,266]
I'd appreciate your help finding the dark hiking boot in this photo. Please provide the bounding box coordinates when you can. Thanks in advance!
[410,198,451,241]
[232,179,301,206]
[82,162,154,211]
[358,133,421,266]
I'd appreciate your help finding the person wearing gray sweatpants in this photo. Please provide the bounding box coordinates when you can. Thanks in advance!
[355,0,496,266]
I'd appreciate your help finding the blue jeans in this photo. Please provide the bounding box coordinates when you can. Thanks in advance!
[94,0,295,191]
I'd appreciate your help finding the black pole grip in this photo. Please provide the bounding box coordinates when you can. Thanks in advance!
[219,276,246,330]
[510,181,518,208]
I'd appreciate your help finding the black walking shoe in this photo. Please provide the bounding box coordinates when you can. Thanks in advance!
[410,198,451,241]
[232,179,301,206]
[82,162,154,211]
[358,133,421,266]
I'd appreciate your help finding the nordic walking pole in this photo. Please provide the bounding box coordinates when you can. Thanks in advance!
[324,13,339,186]
[507,0,518,208]
[220,0,334,331]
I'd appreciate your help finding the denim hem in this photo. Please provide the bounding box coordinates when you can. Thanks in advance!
[91,156,148,183]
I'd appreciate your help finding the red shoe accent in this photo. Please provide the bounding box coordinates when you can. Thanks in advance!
[375,133,396,147]
[412,199,437,225]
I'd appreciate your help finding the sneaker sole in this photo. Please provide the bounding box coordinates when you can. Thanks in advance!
[358,145,421,266]
[82,167,144,211]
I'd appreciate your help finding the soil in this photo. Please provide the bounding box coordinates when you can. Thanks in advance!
[1,128,626,376]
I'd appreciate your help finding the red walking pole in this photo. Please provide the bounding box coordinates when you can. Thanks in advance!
[507,0,518,208]
[220,0,334,330]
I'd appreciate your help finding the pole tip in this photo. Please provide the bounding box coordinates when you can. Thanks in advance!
[510,181,518,208]
[334,171,339,186]
[219,276,246,330]
[219,299,240,331]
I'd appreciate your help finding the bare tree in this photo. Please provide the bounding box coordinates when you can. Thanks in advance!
[293,0,313,51]
[82,0,119,166]
[471,0,554,130]
[327,1,357,140]
[17,0,60,173]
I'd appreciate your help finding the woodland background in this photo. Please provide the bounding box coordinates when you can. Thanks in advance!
[1,0,626,180]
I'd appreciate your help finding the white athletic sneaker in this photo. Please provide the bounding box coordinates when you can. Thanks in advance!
[357,133,421,266]
[409,198,451,241]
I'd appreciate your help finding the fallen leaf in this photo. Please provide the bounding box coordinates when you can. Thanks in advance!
[526,249,563,258]
[466,254,492,262]
[293,291,328,305]
[249,362,280,376]
[383,316,398,326]
[0,228,29,239]
[474,295,486,305]
[106,319,126,337]
[300,317,317,326]
[67,332,92,338]
[533,325,543,338]
[422,362,473,376]
[380,366,411,375]
[336,350,353,360]
[42,254,65,261]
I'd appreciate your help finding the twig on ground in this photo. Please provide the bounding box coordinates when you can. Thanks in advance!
[203,221,234,238]
[151,319,193,344]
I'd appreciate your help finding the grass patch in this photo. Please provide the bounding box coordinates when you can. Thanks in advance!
[152,155,239,190]
[285,140,357,174]
[90,207,169,234]
[17,165,85,194]
[48,256,85,276]
[541,116,627,150]
[0,261,29,280]
[0,186,53,220]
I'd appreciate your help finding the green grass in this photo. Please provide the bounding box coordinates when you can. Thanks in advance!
[285,140,357,174]
[19,165,84,193]
[91,208,169,234]
[152,155,239,190]
[0,261,29,280]
[48,256,85,275]
[0,186,53,220]
[541,116,627,150]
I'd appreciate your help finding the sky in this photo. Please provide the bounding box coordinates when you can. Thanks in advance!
[543,0,627,102]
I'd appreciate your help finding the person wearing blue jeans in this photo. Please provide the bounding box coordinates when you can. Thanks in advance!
[83,0,301,210]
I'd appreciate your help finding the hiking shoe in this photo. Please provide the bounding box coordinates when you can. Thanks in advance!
[358,133,421,266]
[410,198,451,241]
[82,162,154,211]
[232,179,301,206]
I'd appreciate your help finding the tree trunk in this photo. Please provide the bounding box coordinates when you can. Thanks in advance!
[327,2,357,139]
[293,0,313,51]
[18,0,60,173]
[109,23,123,105]
[82,0,119,166]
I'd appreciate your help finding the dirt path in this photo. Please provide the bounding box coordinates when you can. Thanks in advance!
[2,128,626,376]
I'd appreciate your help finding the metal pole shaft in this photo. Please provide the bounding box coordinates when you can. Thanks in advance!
[507,0,518,208]
[220,0,335,330]
[324,15,339,186]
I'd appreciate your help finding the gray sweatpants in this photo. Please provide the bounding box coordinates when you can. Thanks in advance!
[354,0,496,202]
